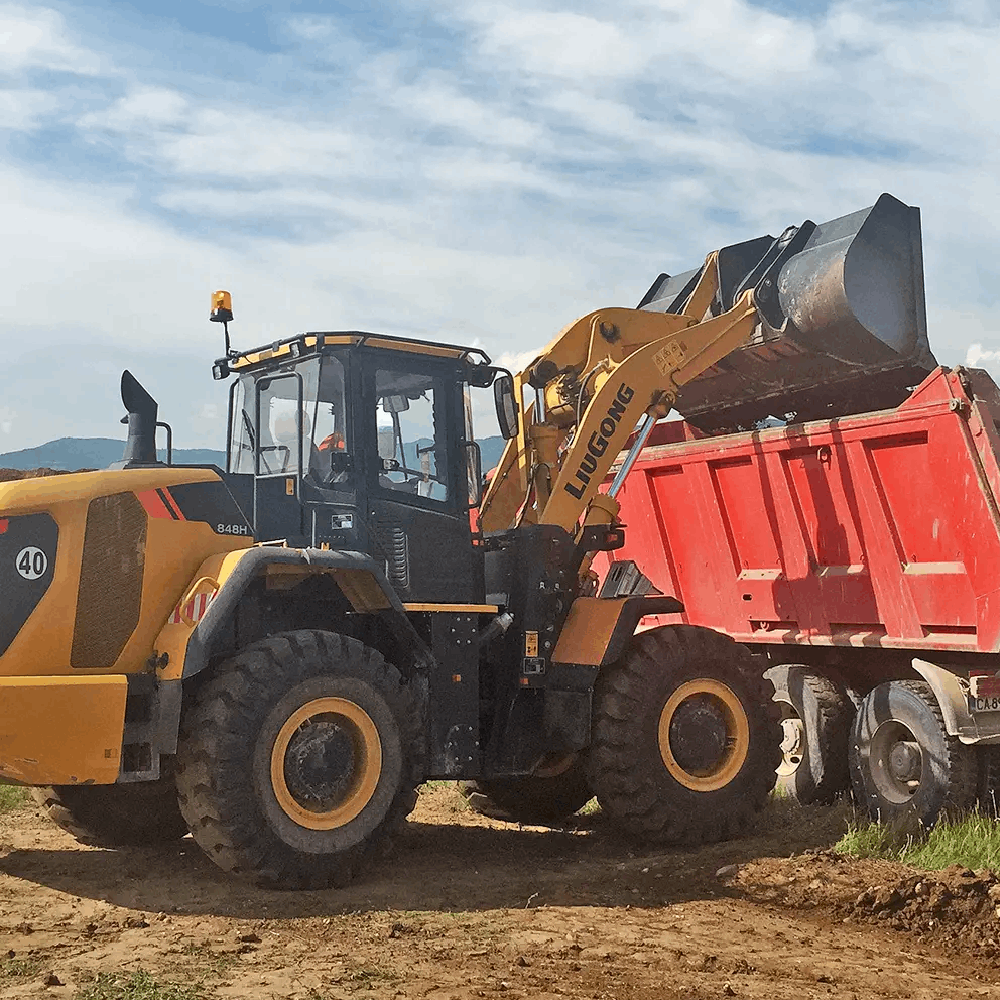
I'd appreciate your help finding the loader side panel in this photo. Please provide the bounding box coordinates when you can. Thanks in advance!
[0,468,251,678]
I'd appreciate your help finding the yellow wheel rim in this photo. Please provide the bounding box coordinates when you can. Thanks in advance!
[657,679,750,792]
[270,697,382,830]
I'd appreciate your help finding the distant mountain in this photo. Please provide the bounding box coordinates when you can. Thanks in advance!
[478,436,506,472]
[0,435,507,474]
[0,438,226,471]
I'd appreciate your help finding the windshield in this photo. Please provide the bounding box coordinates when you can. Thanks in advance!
[228,354,350,484]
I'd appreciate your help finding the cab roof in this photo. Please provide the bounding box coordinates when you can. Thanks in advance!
[221,331,491,377]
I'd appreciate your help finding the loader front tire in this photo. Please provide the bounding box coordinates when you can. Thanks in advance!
[589,625,780,845]
[175,630,424,889]
[31,771,188,848]
[460,755,592,825]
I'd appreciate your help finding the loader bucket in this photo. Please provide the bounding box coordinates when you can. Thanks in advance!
[639,193,936,432]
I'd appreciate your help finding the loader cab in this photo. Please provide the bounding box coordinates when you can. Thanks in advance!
[222,334,495,605]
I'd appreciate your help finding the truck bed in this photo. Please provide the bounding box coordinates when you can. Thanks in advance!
[596,367,1000,662]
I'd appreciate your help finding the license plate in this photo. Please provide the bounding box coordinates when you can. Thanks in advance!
[970,695,1000,713]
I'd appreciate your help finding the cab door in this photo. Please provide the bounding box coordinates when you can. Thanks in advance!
[361,353,482,604]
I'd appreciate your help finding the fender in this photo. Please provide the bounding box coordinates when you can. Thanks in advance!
[155,546,434,683]
[912,658,1000,745]
[551,595,684,669]
[541,595,683,753]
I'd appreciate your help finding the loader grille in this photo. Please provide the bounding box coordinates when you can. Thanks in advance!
[71,492,147,668]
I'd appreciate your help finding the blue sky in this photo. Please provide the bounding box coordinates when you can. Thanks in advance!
[2,0,1000,451]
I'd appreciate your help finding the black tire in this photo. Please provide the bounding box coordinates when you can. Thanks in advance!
[849,679,977,827]
[589,625,781,845]
[175,630,424,889]
[765,665,853,805]
[31,770,188,848]
[460,755,592,825]
[977,745,1000,817]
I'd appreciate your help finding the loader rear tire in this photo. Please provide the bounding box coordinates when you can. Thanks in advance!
[175,630,424,890]
[589,625,780,845]
[460,755,592,825]
[31,771,188,848]
[765,665,853,805]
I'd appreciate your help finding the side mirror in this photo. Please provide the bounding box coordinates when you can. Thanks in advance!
[494,375,519,441]
[382,457,400,472]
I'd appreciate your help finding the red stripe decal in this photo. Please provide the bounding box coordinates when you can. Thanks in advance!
[160,488,186,521]
[0,519,7,534]
[136,490,172,519]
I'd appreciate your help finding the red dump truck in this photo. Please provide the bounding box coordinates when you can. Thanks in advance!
[595,364,1000,826]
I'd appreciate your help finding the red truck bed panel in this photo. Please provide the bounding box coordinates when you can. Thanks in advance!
[596,368,1000,656]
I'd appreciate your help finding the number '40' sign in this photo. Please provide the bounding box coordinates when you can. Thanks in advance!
[15,546,48,581]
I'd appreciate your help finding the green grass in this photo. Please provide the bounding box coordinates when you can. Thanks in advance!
[0,955,41,979]
[75,970,209,1000]
[0,785,28,813]
[836,810,1000,872]
[346,964,398,984]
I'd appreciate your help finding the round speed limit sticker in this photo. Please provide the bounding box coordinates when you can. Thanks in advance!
[15,546,48,581]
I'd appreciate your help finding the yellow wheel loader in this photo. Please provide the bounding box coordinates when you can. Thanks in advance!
[0,196,923,888]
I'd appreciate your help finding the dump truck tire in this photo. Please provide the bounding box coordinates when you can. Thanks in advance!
[460,757,592,825]
[175,630,423,890]
[31,771,188,847]
[977,746,1000,817]
[849,679,977,827]
[589,625,780,845]
[765,665,853,805]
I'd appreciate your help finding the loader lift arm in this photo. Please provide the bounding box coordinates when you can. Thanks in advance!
[479,251,759,536]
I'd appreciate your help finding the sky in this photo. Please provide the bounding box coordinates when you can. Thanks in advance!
[2,0,1000,452]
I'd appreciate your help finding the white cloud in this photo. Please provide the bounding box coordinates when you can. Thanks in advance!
[0,87,56,129]
[470,8,646,81]
[0,406,14,435]
[966,343,1000,366]
[0,3,104,76]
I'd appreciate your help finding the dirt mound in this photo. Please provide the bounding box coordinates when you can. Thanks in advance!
[0,468,95,483]
[839,863,1000,959]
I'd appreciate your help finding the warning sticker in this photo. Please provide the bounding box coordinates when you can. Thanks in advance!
[524,631,539,658]
[169,590,217,626]
[653,339,688,375]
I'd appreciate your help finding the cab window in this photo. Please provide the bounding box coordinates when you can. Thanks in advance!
[374,369,450,504]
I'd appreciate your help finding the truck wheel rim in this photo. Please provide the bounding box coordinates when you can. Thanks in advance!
[657,679,750,791]
[867,720,922,804]
[777,709,805,778]
[270,697,382,830]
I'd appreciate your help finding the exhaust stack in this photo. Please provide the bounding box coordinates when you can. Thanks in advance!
[117,371,160,467]
[639,193,935,432]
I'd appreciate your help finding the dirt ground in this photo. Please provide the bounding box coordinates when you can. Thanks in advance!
[0,785,993,1000]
